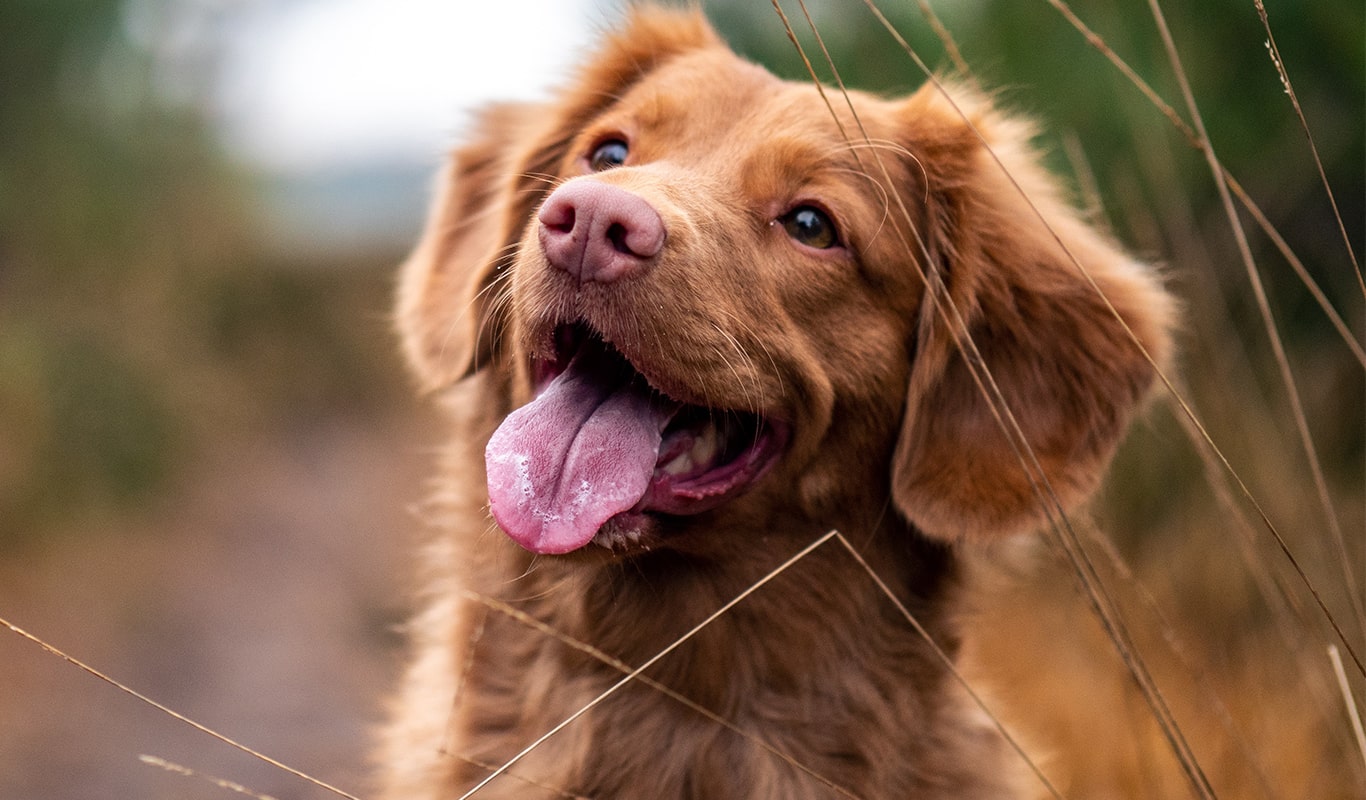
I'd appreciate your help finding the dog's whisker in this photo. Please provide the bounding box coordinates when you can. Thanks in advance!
[823,165,895,254]
[715,305,786,402]
[519,171,565,188]
[834,138,917,165]
[707,322,764,415]
[709,311,774,414]
[501,570,582,605]
[430,250,518,378]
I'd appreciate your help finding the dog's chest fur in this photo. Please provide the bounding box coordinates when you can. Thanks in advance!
[432,513,1016,799]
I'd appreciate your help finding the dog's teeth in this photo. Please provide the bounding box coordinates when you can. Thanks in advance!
[663,453,694,475]
[663,427,719,476]
[690,427,719,466]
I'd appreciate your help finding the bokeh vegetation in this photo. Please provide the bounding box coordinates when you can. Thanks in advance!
[0,0,404,544]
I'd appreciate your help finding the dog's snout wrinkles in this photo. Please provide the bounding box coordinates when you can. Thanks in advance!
[538,181,665,283]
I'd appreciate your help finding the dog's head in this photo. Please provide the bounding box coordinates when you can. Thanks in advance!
[397,8,1173,557]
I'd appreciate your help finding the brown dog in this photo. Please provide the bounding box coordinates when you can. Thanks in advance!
[381,7,1173,798]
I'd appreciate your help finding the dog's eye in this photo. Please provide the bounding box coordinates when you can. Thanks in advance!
[780,206,839,249]
[589,139,629,171]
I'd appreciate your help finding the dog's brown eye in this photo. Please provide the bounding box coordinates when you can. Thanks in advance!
[589,139,629,171]
[780,206,839,249]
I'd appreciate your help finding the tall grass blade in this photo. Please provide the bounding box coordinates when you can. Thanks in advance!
[459,588,862,799]
[455,530,840,799]
[790,3,1219,795]
[1253,0,1363,299]
[139,756,282,800]
[1142,0,1365,647]
[1329,645,1366,773]
[1041,0,1365,367]
[1,617,362,800]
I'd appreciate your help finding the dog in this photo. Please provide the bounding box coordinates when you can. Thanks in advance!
[380,6,1173,798]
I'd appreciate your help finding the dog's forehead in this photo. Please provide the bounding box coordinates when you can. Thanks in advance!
[606,50,900,179]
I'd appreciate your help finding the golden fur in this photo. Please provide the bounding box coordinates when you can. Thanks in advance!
[381,7,1174,798]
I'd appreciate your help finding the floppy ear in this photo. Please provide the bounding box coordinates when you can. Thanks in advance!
[396,103,541,390]
[395,7,721,390]
[890,85,1175,541]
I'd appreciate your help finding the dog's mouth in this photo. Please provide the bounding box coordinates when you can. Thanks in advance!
[485,325,787,555]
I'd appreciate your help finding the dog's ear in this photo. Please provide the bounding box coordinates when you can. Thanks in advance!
[889,85,1175,541]
[396,7,721,390]
[396,103,539,390]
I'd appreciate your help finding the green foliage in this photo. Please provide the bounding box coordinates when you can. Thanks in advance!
[0,2,404,545]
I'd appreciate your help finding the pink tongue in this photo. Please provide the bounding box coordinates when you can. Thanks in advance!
[485,349,674,554]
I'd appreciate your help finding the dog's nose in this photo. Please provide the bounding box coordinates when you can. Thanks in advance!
[537,181,665,283]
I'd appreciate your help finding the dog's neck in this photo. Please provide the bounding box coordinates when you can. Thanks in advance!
[452,516,1014,798]
[503,511,956,649]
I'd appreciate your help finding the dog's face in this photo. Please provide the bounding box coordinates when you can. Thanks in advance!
[486,48,936,556]
[398,9,1172,558]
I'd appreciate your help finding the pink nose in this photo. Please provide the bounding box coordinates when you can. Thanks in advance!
[537,181,665,283]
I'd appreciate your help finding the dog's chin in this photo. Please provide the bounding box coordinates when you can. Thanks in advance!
[493,321,788,559]
[589,511,658,553]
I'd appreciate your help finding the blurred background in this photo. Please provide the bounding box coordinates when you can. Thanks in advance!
[0,1,1360,798]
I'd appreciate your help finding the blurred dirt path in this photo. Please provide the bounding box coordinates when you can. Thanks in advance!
[0,411,438,800]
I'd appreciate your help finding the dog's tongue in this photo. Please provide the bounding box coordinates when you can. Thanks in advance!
[485,347,673,554]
